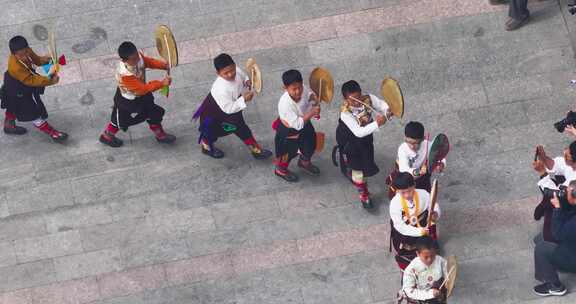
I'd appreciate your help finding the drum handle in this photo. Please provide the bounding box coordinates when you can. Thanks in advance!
[439,266,455,289]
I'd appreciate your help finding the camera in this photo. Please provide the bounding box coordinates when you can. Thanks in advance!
[542,185,576,211]
[542,185,568,201]
[554,111,576,132]
[569,0,576,15]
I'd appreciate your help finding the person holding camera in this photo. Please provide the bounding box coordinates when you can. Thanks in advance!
[533,180,576,297]
[533,143,576,242]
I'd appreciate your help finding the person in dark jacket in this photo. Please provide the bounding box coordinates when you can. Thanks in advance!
[533,180,576,297]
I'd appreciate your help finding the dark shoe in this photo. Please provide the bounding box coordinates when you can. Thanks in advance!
[361,198,374,209]
[202,146,225,159]
[533,282,567,297]
[252,148,272,160]
[298,159,320,176]
[275,169,299,182]
[156,133,176,144]
[3,125,27,135]
[99,134,123,148]
[50,131,68,143]
[506,16,529,31]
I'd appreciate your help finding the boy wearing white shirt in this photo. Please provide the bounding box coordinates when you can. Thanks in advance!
[273,69,320,182]
[390,172,440,270]
[388,121,446,199]
[335,80,391,209]
[399,237,448,304]
[193,53,271,160]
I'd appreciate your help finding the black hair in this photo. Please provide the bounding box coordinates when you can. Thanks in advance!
[393,172,415,190]
[118,41,138,61]
[9,36,29,54]
[570,141,576,162]
[405,121,425,140]
[213,53,235,71]
[415,237,437,253]
[341,80,362,98]
[282,69,303,86]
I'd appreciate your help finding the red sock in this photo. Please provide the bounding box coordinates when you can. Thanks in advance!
[36,121,57,136]
[275,160,290,174]
[353,181,370,202]
[243,137,257,147]
[4,112,16,128]
[149,124,166,139]
[101,123,119,140]
[5,112,16,121]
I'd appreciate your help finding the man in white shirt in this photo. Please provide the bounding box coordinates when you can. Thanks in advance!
[192,53,272,160]
[334,80,390,209]
[399,237,448,304]
[390,172,440,270]
[273,69,320,182]
[387,121,446,199]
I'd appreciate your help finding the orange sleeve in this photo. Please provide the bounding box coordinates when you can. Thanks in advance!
[8,56,54,87]
[121,75,164,96]
[141,55,168,70]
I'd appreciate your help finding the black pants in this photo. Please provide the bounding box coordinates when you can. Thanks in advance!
[200,112,253,143]
[275,121,316,162]
[509,0,529,20]
[534,239,561,284]
[112,90,164,130]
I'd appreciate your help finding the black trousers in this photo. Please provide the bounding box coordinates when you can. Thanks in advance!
[112,90,165,130]
[534,239,562,284]
[509,0,529,20]
[274,121,316,162]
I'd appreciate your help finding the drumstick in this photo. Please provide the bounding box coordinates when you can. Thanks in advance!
[439,266,455,290]
[164,34,172,75]
[423,133,430,170]
[534,147,539,162]
[315,79,322,119]
[251,68,255,92]
[349,96,384,116]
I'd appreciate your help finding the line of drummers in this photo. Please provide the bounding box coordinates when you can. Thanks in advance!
[2,28,455,303]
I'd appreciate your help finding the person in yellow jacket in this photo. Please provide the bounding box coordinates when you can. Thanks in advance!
[1,35,67,142]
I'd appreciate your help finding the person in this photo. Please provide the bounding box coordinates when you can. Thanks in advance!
[387,121,446,199]
[398,237,448,304]
[1,35,67,142]
[389,172,441,270]
[334,80,391,208]
[273,69,320,182]
[533,158,560,243]
[99,41,175,147]
[533,180,576,297]
[489,0,530,31]
[192,53,272,160]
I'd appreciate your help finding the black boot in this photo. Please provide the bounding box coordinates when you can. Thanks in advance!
[3,119,27,135]
[202,146,225,159]
[99,133,123,148]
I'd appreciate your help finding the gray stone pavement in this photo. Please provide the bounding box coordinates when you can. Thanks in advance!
[2,0,576,303]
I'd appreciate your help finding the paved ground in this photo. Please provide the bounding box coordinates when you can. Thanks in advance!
[2,0,576,303]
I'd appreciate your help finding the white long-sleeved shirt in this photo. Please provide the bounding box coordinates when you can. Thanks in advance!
[340,94,390,138]
[397,140,447,174]
[210,67,249,114]
[402,256,448,301]
[389,189,441,237]
[278,86,314,131]
[545,157,576,187]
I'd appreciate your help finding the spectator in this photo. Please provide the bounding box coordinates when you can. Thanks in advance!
[533,180,576,296]
[489,0,530,31]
